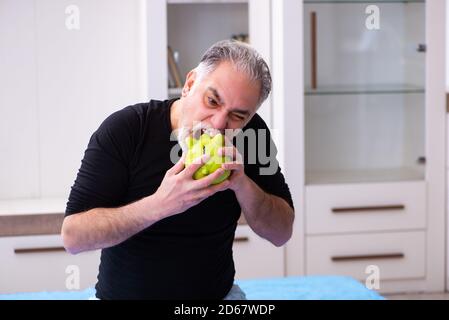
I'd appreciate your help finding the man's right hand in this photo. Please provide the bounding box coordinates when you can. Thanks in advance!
[62,153,230,254]
[154,153,231,218]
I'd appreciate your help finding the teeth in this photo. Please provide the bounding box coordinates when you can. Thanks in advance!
[189,123,221,139]
[204,128,220,137]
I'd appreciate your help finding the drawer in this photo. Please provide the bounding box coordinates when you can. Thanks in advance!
[306,181,426,234]
[233,225,284,280]
[0,235,100,294]
[306,231,426,282]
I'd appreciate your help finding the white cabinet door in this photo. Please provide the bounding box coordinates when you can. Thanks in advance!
[0,235,100,294]
[0,0,40,199]
[233,225,284,280]
[35,0,148,197]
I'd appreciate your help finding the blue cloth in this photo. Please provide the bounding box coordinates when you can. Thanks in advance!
[0,287,96,300]
[0,276,383,300]
[236,276,384,300]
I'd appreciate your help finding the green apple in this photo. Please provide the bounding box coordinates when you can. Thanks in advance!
[185,133,231,185]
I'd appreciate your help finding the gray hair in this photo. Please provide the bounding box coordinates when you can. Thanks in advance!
[195,40,272,106]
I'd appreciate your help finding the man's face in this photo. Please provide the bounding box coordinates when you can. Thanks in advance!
[179,61,261,136]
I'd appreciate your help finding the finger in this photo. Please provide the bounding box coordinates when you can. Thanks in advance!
[194,179,231,200]
[217,147,238,160]
[182,154,210,178]
[223,133,235,147]
[236,152,243,164]
[167,153,186,175]
[193,167,229,189]
[221,162,243,172]
[232,150,243,164]
[218,146,243,165]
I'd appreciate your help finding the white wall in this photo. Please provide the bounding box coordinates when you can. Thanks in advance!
[0,0,40,199]
[0,0,148,200]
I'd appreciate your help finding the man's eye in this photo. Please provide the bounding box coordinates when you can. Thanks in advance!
[208,97,218,106]
[232,114,245,121]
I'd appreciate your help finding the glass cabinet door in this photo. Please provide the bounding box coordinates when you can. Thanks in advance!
[166,1,249,99]
[303,0,426,184]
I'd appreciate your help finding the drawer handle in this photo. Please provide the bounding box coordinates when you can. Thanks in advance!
[331,253,405,262]
[234,236,249,243]
[332,205,405,214]
[14,246,67,254]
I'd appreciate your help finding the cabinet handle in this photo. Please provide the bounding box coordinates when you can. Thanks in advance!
[332,204,405,214]
[14,246,67,254]
[311,11,317,89]
[417,44,426,53]
[234,236,249,243]
[416,156,426,165]
[331,253,405,262]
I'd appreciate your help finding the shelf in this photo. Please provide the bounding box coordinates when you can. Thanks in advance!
[305,84,425,96]
[0,198,67,216]
[306,166,424,185]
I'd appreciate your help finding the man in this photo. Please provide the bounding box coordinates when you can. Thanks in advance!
[61,40,295,300]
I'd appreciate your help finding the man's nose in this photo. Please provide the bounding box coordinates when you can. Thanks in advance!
[210,111,228,131]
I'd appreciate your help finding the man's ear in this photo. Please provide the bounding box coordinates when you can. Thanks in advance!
[182,69,197,97]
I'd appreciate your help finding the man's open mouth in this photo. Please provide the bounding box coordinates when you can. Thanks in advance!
[192,124,221,139]
[177,124,222,152]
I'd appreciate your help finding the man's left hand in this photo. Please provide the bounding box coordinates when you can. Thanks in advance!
[217,144,247,192]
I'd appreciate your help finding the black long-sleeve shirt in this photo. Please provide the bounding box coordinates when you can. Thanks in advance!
[65,98,294,299]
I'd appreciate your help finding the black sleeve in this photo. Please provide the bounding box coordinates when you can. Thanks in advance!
[65,106,139,216]
[240,114,295,210]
